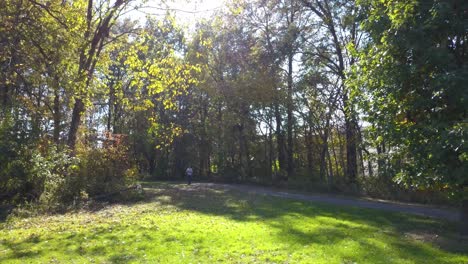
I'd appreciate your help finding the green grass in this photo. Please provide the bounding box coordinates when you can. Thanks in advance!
[1,182,467,263]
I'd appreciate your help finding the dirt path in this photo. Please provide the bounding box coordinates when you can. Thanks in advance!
[183,182,460,222]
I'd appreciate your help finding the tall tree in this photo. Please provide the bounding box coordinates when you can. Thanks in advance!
[352,0,468,233]
[301,0,361,185]
[67,0,132,149]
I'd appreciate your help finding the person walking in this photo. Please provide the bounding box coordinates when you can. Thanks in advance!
[185,166,193,185]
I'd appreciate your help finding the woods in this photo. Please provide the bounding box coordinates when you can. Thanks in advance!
[0,0,467,228]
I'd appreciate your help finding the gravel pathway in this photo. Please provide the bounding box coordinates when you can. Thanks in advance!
[189,182,460,222]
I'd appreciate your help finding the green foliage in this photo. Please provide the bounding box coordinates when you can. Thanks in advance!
[350,0,468,199]
[29,146,80,209]
[0,117,79,209]
[77,143,138,199]
[1,2,199,208]
[0,116,24,201]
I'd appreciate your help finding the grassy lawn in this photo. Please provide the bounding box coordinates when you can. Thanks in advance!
[1,182,467,263]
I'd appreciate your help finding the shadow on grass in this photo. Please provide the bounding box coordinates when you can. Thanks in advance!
[1,181,466,263]
[0,234,43,261]
[143,181,468,260]
[0,223,148,263]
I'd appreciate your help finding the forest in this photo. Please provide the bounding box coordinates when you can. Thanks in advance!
[1,0,467,240]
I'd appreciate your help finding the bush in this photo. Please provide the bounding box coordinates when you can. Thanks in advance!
[0,115,26,203]
[77,143,139,200]
[0,139,80,211]
[31,146,80,209]
[0,116,141,212]
[358,175,452,205]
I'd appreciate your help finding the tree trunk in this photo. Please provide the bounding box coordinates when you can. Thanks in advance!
[336,126,346,176]
[53,88,61,144]
[286,52,294,179]
[1,0,22,112]
[319,144,327,181]
[238,121,252,180]
[274,103,286,176]
[362,148,373,177]
[305,126,314,176]
[67,0,127,149]
[0,80,10,111]
[107,78,115,132]
[319,134,328,182]
[216,102,225,172]
[198,98,210,179]
[461,199,468,236]
[345,120,358,183]
[268,121,274,180]
[359,147,365,177]
[377,140,386,176]
[344,92,358,184]
[326,147,334,189]
[31,85,43,139]
[320,116,332,182]
[330,131,340,177]
[243,129,252,179]
[68,98,85,149]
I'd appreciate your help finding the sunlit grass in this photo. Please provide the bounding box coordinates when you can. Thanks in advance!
[1,182,467,263]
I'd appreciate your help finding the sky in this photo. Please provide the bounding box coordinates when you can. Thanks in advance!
[127,0,226,32]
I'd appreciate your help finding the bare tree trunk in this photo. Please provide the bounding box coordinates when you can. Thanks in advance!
[216,102,225,171]
[107,78,115,132]
[286,52,294,179]
[330,130,340,177]
[359,147,365,177]
[320,111,333,183]
[344,93,358,184]
[357,127,365,176]
[274,103,286,177]
[243,129,252,179]
[335,125,345,176]
[53,88,61,143]
[305,126,314,176]
[319,142,327,181]
[199,99,209,178]
[362,148,373,177]
[31,86,43,139]
[319,129,329,182]
[0,75,9,110]
[68,98,85,149]
[268,120,274,180]
[1,0,22,112]
[327,147,334,189]
[377,140,387,176]
[238,121,252,180]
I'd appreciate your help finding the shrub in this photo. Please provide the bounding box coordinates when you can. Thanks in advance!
[30,146,80,209]
[77,143,139,201]
[0,139,80,211]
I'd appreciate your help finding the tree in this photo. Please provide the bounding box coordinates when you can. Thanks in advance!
[238,0,313,179]
[67,0,133,149]
[187,15,266,180]
[351,0,468,233]
[301,0,362,185]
